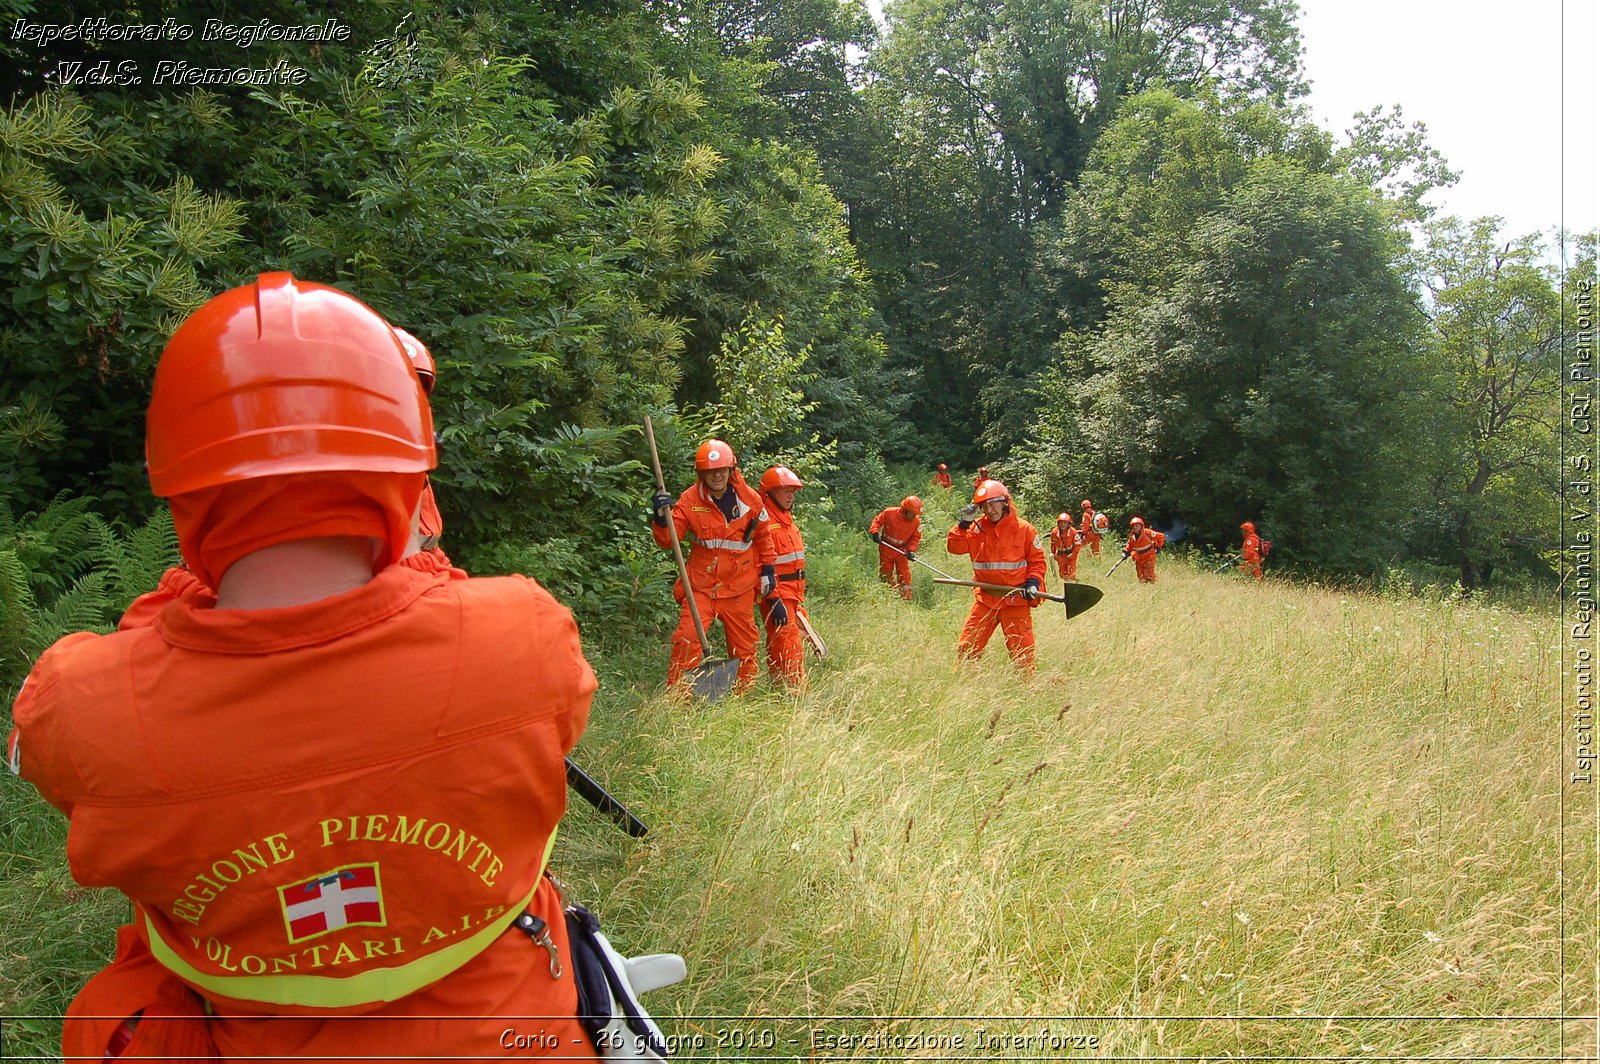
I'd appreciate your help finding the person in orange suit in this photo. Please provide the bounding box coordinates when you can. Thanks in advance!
[974,465,990,490]
[869,496,923,599]
[932,463,952,490]
[1079,498,1107,557]
[651,439,776,695]
[947,480,1048,674]
[1122,516,1166,583]
[1049,512,1082,582]
[9,273,604,1061]
[760,465,808,691]
[1240,521,1267,580]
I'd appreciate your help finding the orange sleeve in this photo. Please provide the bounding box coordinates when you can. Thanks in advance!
[868,509,886,536]
[946,523,975,556]
[9,631,105,816]
[1026,528,1047,583]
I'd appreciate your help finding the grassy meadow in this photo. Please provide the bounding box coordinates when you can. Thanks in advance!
[2,528,1589,1060]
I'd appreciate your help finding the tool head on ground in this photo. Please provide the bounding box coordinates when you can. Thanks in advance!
[694,439,737,471]
[147,272,435,587]
[901,495,923,516]
[394,328,435,395]
[796,605,828,659]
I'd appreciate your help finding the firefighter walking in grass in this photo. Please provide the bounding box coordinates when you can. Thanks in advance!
[1049,512,1082,582]
[948,480,1047,674]
[759,465,808,691]
[1240,521,1269,580]
[932,463,952,490]
[1123,516,1166,583]
[1080,499,1108,557]
[651,439,777,695]
[869,496,923,600]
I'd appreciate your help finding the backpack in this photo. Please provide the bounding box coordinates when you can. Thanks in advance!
[1092,512,1109,534]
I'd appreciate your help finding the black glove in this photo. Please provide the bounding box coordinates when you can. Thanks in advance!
[760,564,776,597]
[1023,577,1042,601]
[1122,549,1131,558]
[904,550,916,562]
[869,531,882,543]
[650,491,672,527]
[765,597,789,628]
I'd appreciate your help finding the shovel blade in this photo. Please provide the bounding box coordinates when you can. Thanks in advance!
[686,656,742,700]
[1061,583,1104,619]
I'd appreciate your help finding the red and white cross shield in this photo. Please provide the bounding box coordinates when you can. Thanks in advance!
[279,863,386,944]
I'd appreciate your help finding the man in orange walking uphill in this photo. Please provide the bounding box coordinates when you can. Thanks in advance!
[8,273,610,1061]
[932,463,953,490]
[1122,516,1166,583]
[1240,520,1268,580]
[760,465,808,691]
[948,480,1047,674]
[1049,512,1083,582]
[652,438,776,694]
[1079,498,1108,557]
[869,495,923,599]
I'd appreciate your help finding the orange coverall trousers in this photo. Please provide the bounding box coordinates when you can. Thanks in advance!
[877,549,913,599]
[764,599,806,692]
[669,591,760,693]
[957,598,1036,674]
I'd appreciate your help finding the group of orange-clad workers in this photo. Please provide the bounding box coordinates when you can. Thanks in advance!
[650,442,815,694]
[9,274,682,1062]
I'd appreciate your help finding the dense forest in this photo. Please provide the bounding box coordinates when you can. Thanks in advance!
[0,0,1589,676]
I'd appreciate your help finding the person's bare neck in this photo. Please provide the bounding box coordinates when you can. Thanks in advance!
[214,537,377,610]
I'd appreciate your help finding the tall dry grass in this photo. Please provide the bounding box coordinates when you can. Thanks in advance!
[563,546,1589,1059]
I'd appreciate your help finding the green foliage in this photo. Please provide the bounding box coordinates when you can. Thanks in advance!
[0,495,178,695]
[1405,217,1571,590]
[710,313,838,483]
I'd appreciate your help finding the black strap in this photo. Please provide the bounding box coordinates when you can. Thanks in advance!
[778,570,805,582]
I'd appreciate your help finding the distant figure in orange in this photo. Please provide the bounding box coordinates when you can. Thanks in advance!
[1240,521,1268,580]
[869,496,923,599]
[932,463,953,490]
[1079,498,1108,557]
[974,465,990,490]
[1121,516,1166,583]
[1049,512,1082,582]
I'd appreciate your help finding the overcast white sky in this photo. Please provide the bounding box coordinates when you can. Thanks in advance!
[1296,0,1596,250]
[866,1,1597,254]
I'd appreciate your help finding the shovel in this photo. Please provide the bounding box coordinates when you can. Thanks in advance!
[932,577,1104,619]
[643,416,742,700]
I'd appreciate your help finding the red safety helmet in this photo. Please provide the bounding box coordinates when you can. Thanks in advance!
[394,328,435,394]
[1057,512,1071,524]
[760,465,804,493]
[901,495,923,515]
[937,463,948,471]
[1241,521,1255,533]
[973,479,1010,505]
[1081,499,1092,509]
[146,272,435,498]
[695,439,737,471]
[1130,516,1145,529]
[979,465,990,476]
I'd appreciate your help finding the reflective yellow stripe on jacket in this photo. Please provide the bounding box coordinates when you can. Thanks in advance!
[142,830,558,1009]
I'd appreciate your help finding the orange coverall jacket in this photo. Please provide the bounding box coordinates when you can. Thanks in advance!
[932,471,952,490]
[652,476,775,600]
[10,552,598,1059]
[766,505,807,605]
[946,508,1047,607]
[869,507,922,556]
[1049,523,1082,577]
